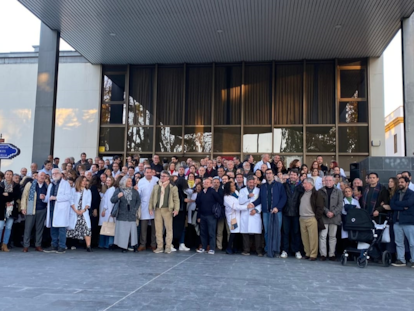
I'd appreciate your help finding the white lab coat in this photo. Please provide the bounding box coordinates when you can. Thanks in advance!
[238,187,262,234]
[44,179,72,228]
[310,176,323,190]
[99,186,115,226]
[341,197,361,239]
[68,189,92,230]
[138,177,159,220]
[187,191,198,224]
[224,195,248,233]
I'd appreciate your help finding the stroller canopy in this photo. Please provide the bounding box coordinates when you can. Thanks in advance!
[344,209,374,231]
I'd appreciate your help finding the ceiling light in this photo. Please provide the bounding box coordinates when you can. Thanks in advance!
[217,29,224,33]
[109,33,116,36]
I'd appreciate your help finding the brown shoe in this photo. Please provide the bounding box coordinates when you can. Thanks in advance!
[151,246,157,251]
[309,257,317,261]
[23,247,29,253]
[137,246,146,252]
[320,256,326,261]
[2,243,10,252]
[329,256,336,261]
[35,247,44,252]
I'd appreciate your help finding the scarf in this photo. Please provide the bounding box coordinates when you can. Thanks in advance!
[231,192,238,199]
[362,183,381,215]
[26,180,38,215]
[188,180,195,189]
[122,187,133,204]
[158,180,170,208]
[3,181,13,193]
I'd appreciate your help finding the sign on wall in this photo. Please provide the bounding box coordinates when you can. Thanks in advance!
[0,143,21,160]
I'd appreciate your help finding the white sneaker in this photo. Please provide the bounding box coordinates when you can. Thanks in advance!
[295,252,302,259]
[71,246,76,250]
[280,251,288,258]
[208,250,215,255]
[179,243,190,251]
[171,246,177,252]
[196,248,205,253]
[127,247,134,252]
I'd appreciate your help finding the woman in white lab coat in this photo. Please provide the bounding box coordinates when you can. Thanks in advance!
[238,175,264,256]
[98,176,115,249]
[66,176,92,252]
[223,181,250,255]
[309,168,323,191]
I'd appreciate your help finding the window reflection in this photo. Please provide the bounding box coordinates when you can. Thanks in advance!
[127,127,153,152]
[101,104,125,124]
[273,128,303,153]
[339,101,368,123]
[306,127,336,152]
[243,127,272,153]
[103,74,125,102]
[340,70,366,99]
[214,128,241,152]
[338,127,369,153]
[156,127,183,152]
[99,127,125,151]
[129,67,154,125]
[184,127,211,152]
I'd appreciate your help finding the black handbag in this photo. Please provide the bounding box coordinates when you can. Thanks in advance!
[111,190,123,218]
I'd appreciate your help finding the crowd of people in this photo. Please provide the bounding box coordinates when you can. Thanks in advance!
[1,153,414,267]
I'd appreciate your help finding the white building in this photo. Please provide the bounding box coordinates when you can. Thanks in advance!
[385,106,405,156]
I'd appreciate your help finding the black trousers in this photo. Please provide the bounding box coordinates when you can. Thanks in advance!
[200,214,217,251]
[242,234,263,254]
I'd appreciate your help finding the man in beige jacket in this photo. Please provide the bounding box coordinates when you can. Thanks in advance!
[149,170,180,254]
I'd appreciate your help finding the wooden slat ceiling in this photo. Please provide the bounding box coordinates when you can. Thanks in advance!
[19,0,414,64]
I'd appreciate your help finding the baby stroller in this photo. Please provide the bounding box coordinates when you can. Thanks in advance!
[340,209,391,268]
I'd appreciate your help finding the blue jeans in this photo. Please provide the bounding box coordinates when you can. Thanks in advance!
[282,215,300,253]
[263,212,282,251]
[394,222,414,263]
[50,205,66,249]
[99,235,114,248]
[0,216,14,244]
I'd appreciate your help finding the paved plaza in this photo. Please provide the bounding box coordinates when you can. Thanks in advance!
[0,249,413,311]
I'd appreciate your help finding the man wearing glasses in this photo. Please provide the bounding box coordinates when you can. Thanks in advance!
[149,171,180,254]
[43,168,72,254]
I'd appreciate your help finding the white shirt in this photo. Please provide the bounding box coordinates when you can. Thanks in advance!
[409,182,414,192]
[112,170,120,178]
[138,177,159,220]
[253,161,271,172]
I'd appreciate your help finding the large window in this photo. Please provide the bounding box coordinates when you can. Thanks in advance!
[99,60,369,163]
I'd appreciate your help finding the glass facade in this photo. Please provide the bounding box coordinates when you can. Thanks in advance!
[99,60,369,162]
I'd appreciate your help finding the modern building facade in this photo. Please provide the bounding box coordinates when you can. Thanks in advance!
[385,106,405,156]
[1,0,414,172]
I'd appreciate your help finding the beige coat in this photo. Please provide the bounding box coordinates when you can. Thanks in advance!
[148,183,180,213]
[21,182,38,215]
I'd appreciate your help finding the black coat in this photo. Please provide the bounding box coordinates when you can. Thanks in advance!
[0,182,21,218]
[283,182,304,217]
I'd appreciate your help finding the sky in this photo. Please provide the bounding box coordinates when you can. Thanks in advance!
[0,0,404,117]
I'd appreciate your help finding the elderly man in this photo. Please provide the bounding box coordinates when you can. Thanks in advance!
[239,176,263,256]
[352,178,363,188]
[299,178,324,261]
[20,168,28,179]
[21,171,48,252]
[27,163,38,177]
[43,169,72,254]
[226,160,237,175]
[254,154,271,172]
[137,167,159,251]
[318,175,343,261]
[149,171,179,254]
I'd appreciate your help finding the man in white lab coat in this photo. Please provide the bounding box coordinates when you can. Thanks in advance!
[43,168,72,254]
[137,167,159,251]
[239,176,264,256]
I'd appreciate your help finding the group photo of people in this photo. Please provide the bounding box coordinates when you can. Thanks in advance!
[1,152,414,268]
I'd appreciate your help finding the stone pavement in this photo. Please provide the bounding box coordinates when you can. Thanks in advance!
[0,249,413,311]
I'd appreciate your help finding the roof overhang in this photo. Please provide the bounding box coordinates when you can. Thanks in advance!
[19,0,414,64]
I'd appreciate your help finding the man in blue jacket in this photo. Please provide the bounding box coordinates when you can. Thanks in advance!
[390,176,414,267]
[251,169,287,255]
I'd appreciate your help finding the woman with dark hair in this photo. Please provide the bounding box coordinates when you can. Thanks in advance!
[223,181,249,254]
[67,176,92,252]
[187,172,196,189]
[310,161,324,177]
[274,160,288,175]
[173,177,192,251]
[301,164,309,176]
[289,159,301,170]
[88,175,101,248]
[0,170,21,252]
[255,169,264,183]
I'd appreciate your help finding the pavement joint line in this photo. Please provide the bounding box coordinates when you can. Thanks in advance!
[101,253,197,311]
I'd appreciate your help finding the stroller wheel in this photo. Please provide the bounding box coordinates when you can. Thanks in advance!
[341,254,347,266]
[382,250,392,267]
[357,256,368,268]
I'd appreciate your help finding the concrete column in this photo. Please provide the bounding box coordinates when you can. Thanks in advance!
[402,14,414,156]
[368,56,386,156]
[32,23,60,166]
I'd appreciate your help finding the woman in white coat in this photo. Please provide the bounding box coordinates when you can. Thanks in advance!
[66,176,93,252]
[223,181,250,255]
[309,168,323,190]
[238,175,264,256]
[98,176,115,249]
[341,186,361,239]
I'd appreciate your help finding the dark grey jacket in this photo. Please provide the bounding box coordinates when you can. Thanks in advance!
[318,187,343,225]
[111,188,141,222]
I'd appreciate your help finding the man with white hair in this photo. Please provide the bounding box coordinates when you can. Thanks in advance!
[352,178,363,188]
[43,168,72,254]
[254,154,271,172]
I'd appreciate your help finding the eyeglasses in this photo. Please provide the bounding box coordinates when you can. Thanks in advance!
[160,175,169,178]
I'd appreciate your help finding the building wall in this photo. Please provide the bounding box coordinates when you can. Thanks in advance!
[385,106,405,156]
[0,53,101,172]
